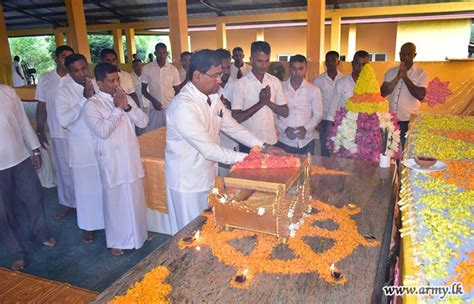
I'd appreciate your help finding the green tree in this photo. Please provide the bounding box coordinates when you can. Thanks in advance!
[88,34,114,63]
[9,36,55,79]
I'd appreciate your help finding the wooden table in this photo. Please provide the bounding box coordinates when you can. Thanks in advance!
[94,156,398,303]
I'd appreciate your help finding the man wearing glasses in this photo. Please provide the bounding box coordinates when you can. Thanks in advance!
[165,49,284,234]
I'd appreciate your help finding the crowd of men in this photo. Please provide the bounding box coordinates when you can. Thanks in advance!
[1,40,427,270]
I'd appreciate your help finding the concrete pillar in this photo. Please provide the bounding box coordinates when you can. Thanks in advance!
[216,20,227,49]
[347,24,357,61]
[256,28,265,41]
[167,0,189,63]
[306,0,325,79]
[125,28,136,63]
[330,15,341,53]
[54,30,65,46]
[65,0,91,61]
[113,28,125,64]
[0,3,12,85]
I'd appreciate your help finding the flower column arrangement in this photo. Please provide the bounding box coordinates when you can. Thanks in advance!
[327,64,402,162]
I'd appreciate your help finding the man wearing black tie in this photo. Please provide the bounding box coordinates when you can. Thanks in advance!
[230,47,252,81]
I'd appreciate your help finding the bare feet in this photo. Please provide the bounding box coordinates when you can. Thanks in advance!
[54,206,73,220]
[42,237,56,247]
[147,233,153,241]
[83,231,95,244]
[111,248,124,256]
[11,259,26,271]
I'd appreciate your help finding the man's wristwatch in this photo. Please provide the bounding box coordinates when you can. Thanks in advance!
[33,149,41,156]
[124,104,132,112]
[261,143,269,150]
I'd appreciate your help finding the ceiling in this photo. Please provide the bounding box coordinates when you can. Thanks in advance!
[2,0,472,30]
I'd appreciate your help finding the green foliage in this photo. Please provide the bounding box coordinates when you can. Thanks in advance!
[88,34,114,63]
[9,35,55,77]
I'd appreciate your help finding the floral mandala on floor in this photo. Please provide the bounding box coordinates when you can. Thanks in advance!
[179,199,379,288]
[109,266,171,304]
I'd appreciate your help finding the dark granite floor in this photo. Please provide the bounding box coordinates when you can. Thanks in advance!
[0,187,170,292]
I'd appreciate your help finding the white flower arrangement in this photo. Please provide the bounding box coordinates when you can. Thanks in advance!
[257,207,265,216]
[287,209,294,218]
[377,113,401,158]
[333,112,358,153]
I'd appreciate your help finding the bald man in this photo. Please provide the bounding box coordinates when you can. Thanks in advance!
[381,42,428,150]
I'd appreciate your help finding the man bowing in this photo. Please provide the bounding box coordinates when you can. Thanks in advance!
[165,49,284,234]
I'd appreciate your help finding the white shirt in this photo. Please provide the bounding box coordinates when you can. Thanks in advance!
[383,64,429,121]
[35,70,68,138]
[327,75,356,121]
[166,82,263,192]
[218,78,238,150]
[178,66,187,82]
[313,71,344,121]
[118,70,136,95]
[277,79,323,148]
[141,61,180,109]
[84,91,149,187]
[12,61,25,87]
[232,72,287,144]
[55,74,99,167]
[230,63,252,81]
[0,85,40,170]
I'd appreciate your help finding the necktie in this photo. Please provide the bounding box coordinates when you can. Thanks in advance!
[237,67,243,79]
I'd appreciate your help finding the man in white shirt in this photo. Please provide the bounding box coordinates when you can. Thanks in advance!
[141,43,181,131]
[11,56,26,87]
[178,51,192,83]
[277,55,322,155]
[0,84,55,271]
[36,45,76,220]
[165,49,283,234]
[232,41,289,153]
[56,54,104,244]
[99,48,140,107]
[381,42,428,150]
[216,48,238,152]
[327,50,369,122]
[230,47,252,81]
[313,51,344,156]
[84,63,149,256]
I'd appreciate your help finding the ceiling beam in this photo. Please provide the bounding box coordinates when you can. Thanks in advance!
[2,2,63,27]
[6,1,474,36]
[88,0,138,23]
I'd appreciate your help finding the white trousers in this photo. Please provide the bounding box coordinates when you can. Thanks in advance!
[166,187,209,234]
[71,165,104,231]
[51,138,75,208]
[102,178,147,249]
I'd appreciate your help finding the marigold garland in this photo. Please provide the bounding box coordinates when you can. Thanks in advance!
[349,93,386,104]
[110,266,171,304]
[451,251,474,293]
[179,199,379,288]
[432,129,474,145]
[429,160,474,191]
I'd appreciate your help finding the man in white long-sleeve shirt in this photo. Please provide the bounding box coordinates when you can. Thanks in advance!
[55,54,104,244]
[313,51,344,156]
[276,55,322,155]
[327,50,369,122]
[165,49,284,234]
[84,63,149,256]
[35,45,76,219]
[0,84,55,271]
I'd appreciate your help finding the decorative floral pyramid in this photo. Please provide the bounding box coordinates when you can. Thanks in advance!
[327,64,402,162]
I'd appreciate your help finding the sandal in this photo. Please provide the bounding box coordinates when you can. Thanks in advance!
[11,259,26,271]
